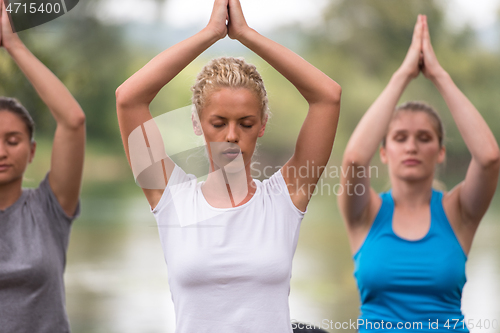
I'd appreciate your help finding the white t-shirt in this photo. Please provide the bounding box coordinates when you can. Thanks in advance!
[151,165,306,333]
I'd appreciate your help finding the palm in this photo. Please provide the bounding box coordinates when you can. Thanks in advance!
[0,1,3,46]
[227,0,249,40]
[398,15,423,79]
[1,2,19,49]
[207,0,228,40]
[421,17,443,80]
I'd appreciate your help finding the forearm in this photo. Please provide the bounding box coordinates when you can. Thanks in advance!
[344,70,410,165]
[238,28,340,105]
[432,71,500,166]
[7,41,84,129]
[117,28,220,108]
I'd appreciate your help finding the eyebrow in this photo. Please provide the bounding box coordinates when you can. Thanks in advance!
[392,129,434,134]
[4,131,25,136]
[210,115,257,120]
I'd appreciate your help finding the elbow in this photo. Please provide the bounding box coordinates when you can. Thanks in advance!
[482,149,500,171]
[116,82,136,110]
[70,109,86,130]
[115,85,128,109]
[333,82,342,104]
[74,111,86,129]
[62,108,86,131]
[342,150,368,169]
[325,81,342,105]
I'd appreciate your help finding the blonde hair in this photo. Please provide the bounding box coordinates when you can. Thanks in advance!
[191,57,269,121]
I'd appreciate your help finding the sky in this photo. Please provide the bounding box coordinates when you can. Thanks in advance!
[97,0,500,32]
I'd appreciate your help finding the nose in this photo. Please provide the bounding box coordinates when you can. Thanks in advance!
[225,122,239,143]
[0,142,7,160]
[405,136,418,153]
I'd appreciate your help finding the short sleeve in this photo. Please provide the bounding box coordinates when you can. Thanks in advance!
[151,164,197,214]
[30,173,80,250]
[263,169,307,218]
[34,173,81,223]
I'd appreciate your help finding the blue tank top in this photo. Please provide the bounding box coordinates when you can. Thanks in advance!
[353,189,469,332]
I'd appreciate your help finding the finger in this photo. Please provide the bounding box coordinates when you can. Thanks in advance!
[211,0,228,19]
[411,15,422,47]
[1,0,13,34]
[228,0,244,17]
[422,15,433,51]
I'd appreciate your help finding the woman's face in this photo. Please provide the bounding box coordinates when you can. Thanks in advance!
[194,87,266,173]
[0,111,36,187]
[380,111,444,182]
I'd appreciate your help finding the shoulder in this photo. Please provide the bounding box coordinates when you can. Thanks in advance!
[151,164,198,213]
[261,169,306,217]
[29,173,80,222]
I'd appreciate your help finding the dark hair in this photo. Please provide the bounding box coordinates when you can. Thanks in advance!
[382,101,444,148]
[0,97,35,142]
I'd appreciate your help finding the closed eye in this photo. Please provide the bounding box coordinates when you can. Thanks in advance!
[418,133,433,142]
[393,134,406,142]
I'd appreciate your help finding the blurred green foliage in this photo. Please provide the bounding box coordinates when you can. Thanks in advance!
[301,0,500,188]
[1,0,499,192]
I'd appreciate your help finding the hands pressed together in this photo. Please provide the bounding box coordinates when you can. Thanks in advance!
[399,14,446,82]
[0,0,21,50]
[206,0,251,41]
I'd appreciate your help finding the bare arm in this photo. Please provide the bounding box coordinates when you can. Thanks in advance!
[420,16,500,230]
[338,16,425,236]
[116,0,229,208]
[1,1,85,217]
[228,0,342,212]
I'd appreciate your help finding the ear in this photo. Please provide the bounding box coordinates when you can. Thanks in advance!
[258,115,267,138]
[191,112,203,136]
[437,145,446,164]
[28,141,36,164]
[379,145,388,164]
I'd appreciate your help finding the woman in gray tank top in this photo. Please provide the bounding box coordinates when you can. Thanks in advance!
[0,2,85,332]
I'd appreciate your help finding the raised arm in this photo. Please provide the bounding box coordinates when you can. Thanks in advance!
[115,0,228,208]
[227,0,341,212]
[1,1,85,217]
[338,16,424,250]
[420,16,500,239]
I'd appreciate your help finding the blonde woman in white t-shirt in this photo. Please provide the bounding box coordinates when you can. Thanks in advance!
[116,0,341,332]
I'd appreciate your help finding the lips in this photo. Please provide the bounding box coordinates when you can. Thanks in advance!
[402,159,421,166]
[0,164,12,172]
[222,148,241,160]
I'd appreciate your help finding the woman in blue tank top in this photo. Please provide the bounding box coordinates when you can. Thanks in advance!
[338,15,499,332]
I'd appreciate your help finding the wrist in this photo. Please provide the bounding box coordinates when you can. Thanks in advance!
[200,26,225,44]
[235,27,256,45]
[429,68,449,85]
[392,68,413,86]
[5,38,26,57]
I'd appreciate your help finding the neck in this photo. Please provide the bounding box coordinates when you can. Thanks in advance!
[203,160,255,208]
[0,177,23,211]
[390,175,434,209]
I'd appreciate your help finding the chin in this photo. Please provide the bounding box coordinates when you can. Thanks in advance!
[0,173,20,187]
[398,171,433,183]
[219,154,248,174]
